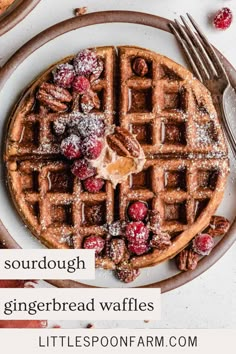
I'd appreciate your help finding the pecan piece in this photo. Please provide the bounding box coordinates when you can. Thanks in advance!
[132,58,148,77]
[74,7,87,16]
[90,57,104,82]
[205,215,230,237]
[116,263,140,283]
[176,249,199,271]
[80,91,100,113]
[108,220,126,237]
[110,238,126,264]
[104,234,112,257]
[150,232,171,250]
[148,210,161,233]
[107,127,141,158]
[37,82,72,112]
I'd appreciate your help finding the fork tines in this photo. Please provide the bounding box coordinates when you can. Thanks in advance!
[169,14,236,159]
[169,14,228,84]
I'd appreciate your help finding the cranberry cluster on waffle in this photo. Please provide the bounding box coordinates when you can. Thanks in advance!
[5,46,229,284]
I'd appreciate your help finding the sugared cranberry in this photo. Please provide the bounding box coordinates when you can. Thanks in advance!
[128,201,148,221]
[192,233,214,256]
[53,63,75,88]
[74,49,98,77]
[54,117,68,135]
[72,76,90,94]
[81,136,103,159]
[213,7,233,30]
[77,116,105,138]
[128,242,149,255]
[125,221,149,243]
[83,177,105,193]
[83,235,105,254]
[71,159,96,180]
[61,134,82,159]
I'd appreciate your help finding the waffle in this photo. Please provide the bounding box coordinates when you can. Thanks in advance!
[4,46,229,277]
[0,0,14,15]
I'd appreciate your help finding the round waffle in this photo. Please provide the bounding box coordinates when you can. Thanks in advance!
[4,46,229,276]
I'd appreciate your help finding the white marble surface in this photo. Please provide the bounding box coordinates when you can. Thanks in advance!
[0,0,236,329]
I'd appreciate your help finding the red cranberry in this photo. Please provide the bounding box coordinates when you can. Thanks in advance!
[61,134,82,159]
[0,320,47,328]
[71,159,96,180]
[73,49,98,77]
[72,76,90,94]
[83,235,105,254]
[125,221,149,243]
[128,201,148,221]
[128,242,149,255]
[0,280,26,288]
[81,136,103,159]
[53,63,75,88]
[213,7,233,30]
[83,177,105,193]
[192,233,214,256]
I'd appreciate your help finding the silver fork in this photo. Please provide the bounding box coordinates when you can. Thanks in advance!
[169,14,236,158]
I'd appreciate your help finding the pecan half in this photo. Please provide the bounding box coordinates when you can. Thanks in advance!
[205,215,230,237]
[37,82,72,112]
[116,263,140,283]
[107,127,141,158]
[110,238,126,264]
[176,249,199,271]
[150,232,171,250]
[132,58,148,77]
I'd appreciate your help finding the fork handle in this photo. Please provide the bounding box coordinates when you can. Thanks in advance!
[218,88,236,159]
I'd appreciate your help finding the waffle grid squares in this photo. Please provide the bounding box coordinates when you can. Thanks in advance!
[5,46,229,269]
[119,47,226,156]
[122,158,228,236]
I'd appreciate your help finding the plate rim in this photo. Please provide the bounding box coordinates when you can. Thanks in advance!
[0,10,236,292]
[0,0,41,36]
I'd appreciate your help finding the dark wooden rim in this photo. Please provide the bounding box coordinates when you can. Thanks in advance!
[0,10,236,292]
[0,0,40,36]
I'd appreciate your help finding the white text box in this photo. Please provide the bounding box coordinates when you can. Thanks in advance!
[0,250,95,280]
[0,289,161,320]
[0,329,235,353]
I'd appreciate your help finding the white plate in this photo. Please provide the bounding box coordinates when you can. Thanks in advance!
[1,22,236,288]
